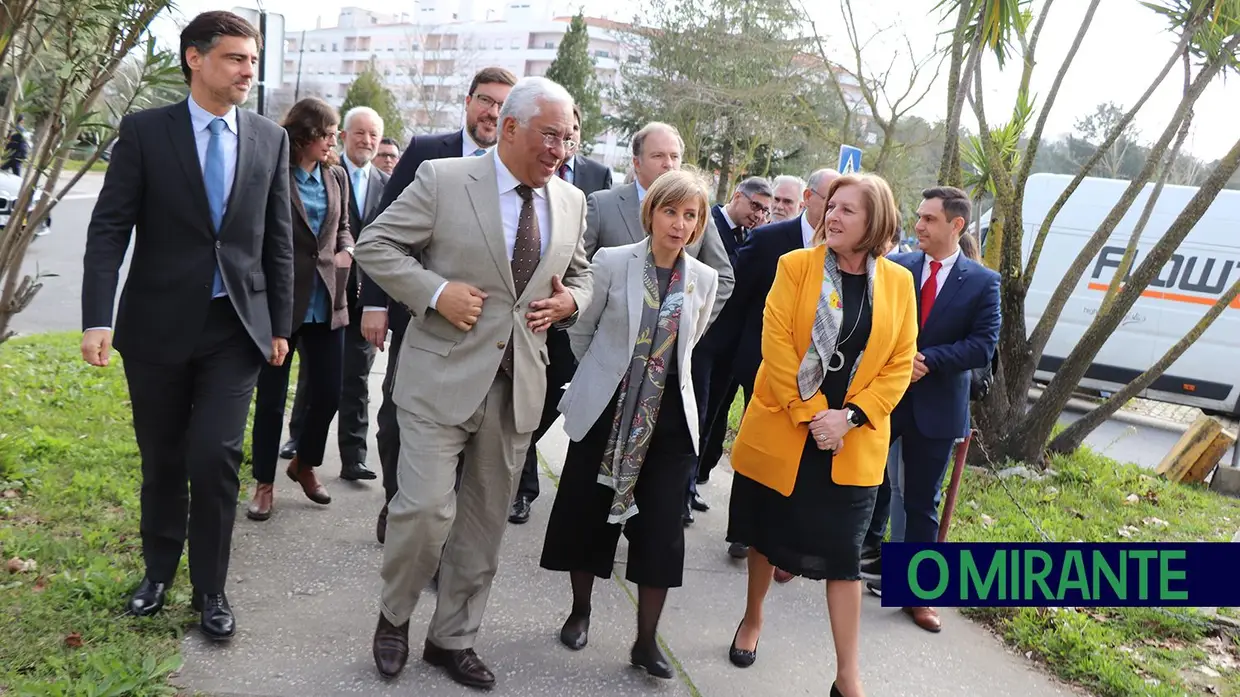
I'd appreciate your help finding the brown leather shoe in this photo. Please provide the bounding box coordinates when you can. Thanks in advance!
[373,613,409,679]
[423,640,496,689]
[903,606,942,633]
[376,504,388,544]
[773,568,795,584]
[246,483,274,521]
[286,456,330,505]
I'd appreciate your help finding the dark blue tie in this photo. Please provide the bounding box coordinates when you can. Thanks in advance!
[205,118,227,297]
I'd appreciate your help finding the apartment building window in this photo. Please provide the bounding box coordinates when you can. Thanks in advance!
[594,50,611,58]
[510,37,520,49]
[331,43,338,51]
[544,42,555,49]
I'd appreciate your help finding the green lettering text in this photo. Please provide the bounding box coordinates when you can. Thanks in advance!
[909,551,949,600]
[1057,550,1090,601]
[962,550,1004,600]
[1159,550,1188,601]
[1023,550,1055,600]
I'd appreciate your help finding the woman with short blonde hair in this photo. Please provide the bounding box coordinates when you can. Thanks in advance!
[725,172,918,697]
[541,168,720,679]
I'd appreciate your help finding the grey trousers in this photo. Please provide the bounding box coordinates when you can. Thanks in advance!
[379,374,531,649]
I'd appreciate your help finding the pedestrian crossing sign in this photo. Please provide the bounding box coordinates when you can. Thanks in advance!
[839,145,863,174]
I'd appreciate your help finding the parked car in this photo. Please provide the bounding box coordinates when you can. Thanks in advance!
[0,171,52,237]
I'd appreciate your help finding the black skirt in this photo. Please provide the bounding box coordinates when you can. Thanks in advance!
[540,373,696,589]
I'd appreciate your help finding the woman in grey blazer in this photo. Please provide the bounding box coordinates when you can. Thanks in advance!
[247,98,354,520]
[540,169,719,678]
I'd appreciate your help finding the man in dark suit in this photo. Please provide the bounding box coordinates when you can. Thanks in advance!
[507,102,613,525]
[2,114,28,175]
[79,11,293,641]
[863,185,1000,633]
[691,176,773,505]
[280,106,389,482]
[361,66,517,543]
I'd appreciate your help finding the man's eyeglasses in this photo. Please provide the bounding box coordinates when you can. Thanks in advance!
[541,132,578,153]
[374,152,399,160]
[472,93,503,111]
[741,191,770,216]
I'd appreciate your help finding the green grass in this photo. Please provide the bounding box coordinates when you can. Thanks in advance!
[0,333,294,694]
[952,446,1240,697]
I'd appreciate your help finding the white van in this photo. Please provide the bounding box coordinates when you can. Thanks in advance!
[980,172,1240,416]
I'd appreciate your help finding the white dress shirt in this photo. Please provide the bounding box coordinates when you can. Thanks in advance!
[462,128,490,158]
[800,211,816,249]
[921,247,961,297]
[429,149,551,309]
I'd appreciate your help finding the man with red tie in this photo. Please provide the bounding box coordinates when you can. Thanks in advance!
[869,186,1000,633]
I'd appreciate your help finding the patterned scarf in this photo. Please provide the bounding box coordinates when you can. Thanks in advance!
[598,241,686,524]
[796,250,876,401]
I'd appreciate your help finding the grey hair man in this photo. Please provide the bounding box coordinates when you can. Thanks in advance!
[770,174,805,222]
[356,75,592,689]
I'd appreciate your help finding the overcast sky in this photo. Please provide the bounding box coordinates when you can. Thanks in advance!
[151,0,1240,162]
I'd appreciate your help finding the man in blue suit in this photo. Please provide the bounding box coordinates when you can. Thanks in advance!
[866,186,1000,633]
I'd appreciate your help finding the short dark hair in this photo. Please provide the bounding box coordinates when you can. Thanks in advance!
[468,67,517,96]
[922,185,971,231]
[179,11,263,85]
[379,136,399,148]
[281,97,339,161]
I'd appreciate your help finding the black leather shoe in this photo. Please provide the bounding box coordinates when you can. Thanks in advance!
[690,493,709,512]
[376,504,388,545]
[559,613,589,650]
[682,510,694,527]
[341,461,377,481]
[279,439,297,459]
[727,542,749,559]
[373,613,410,679]
[192,592,235,640]
[125,577,167,617]
[729,621,759,668]
[630,641,674,679]
[423,641,496,689]
[508,496,531,524]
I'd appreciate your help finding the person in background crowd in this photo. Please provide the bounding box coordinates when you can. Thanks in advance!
[356,77,592,690]
[859,186,1000,634]
[362,66,518,544]
[2,114,29,175]
[703,168,838,570]
[769,174,805,222]
[79,10,294,640]
[373,137,400,176]
[279,106,388,483]
[541,168,718,678]
[690,176,772,518]
[725,173,918,697]
[246,97,354,520]
[508,102,614,525]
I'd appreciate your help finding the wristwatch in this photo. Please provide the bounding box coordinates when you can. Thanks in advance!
[845,407,862,428]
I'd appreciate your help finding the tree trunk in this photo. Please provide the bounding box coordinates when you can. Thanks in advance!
[1047,277,1240,455]
[937,1,972,188]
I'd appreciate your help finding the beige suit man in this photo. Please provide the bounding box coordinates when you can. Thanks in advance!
[354,77,591,689]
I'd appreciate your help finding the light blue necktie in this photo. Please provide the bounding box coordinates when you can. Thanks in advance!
[472,148,487,157]
[352,167,365,209]
[205,118,227,297]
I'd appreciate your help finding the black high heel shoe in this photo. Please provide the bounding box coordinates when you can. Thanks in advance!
[728,621,758,668]
[830,683,845,697]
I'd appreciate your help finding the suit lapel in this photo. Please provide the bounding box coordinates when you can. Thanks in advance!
[677,260,699,371]
[321,166,339,251]
[364,168,384,222]
[217,109,254,236]
[288,167,312,231]
[617,183,643,243]
[626,245,645,350]
[464,156,515,295]
[167,101,214,238]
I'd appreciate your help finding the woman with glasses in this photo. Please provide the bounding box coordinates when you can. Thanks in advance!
[246,97,355,520]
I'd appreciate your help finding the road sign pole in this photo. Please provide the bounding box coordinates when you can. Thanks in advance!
[257,11,267,117]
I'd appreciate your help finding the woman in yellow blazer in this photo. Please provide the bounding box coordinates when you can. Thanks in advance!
[725,172,917,697]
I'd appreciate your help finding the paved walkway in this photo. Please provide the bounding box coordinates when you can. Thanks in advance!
[175,352,1084,697]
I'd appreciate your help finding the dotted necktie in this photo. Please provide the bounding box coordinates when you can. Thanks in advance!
[920,260,942,327]
[501,184,542,377]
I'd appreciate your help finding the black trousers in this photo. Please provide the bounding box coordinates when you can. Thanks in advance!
[123,297,263,594]
[697,356,740,484]
[377,306,409,503]
[287,310,376,465]
[251,321,344,483]
[514,328,578,503]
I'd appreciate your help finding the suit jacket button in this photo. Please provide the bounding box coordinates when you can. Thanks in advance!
[497,341,506,350]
